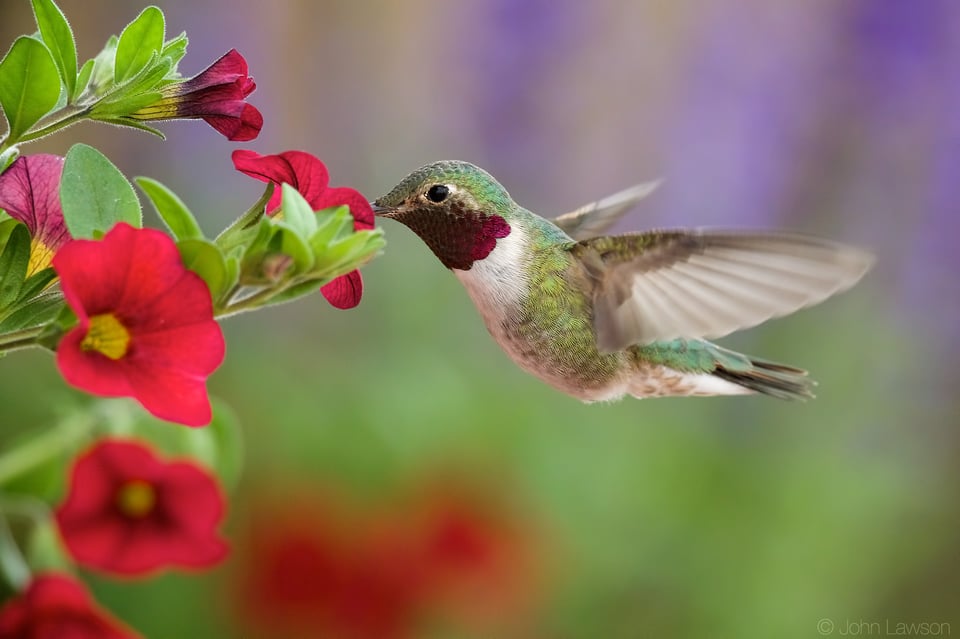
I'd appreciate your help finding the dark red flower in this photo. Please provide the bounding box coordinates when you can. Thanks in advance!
[411,485,540,625]
[234,480,541,639]
[55,439,228,576]
[0,573,141,639]
[128,49,262,141]
[53,222,225,426]
[0,154,70,274]
[232,149,375,309]
[236,493,428,639]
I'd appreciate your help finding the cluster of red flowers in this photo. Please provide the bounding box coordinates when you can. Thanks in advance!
[232,149,375,309]
[0,44,382,637]
[0,50,372,425]
[234,480,541,639]
[0,439,227,637]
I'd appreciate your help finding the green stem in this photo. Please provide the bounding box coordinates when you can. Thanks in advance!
[0,326,45,354]
[0,108,91,151]
[217,286,283,318]
[0,509,29,591]
[0,415,96,488]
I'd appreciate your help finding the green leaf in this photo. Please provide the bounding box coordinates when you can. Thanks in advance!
[96,117,166,139]
[265,278,323,305]
[60,143,141,238]
[87,35,117,97]
[0,219,19,248]
[0,146,20,173]
[309,206,353,252]
[136,176,203,240]
[114,6,165,84]
[31,0,78,99]
[16,267,57,303]
[314,229,383,275]
[115,53,168,97]
[0,224,31,310]
[73,57,93,101]
[279,184,318,238]
[92,89,162,118]
[275,223,314,272]
[160,32,188,74]
[216,183,274,256]
[177,238,228,300]
[0,291,63,331]
[0,37,61,140]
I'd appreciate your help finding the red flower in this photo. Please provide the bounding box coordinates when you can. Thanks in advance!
[128,49,262,141]
[53,222,225,426]
[0,154,70,274]
[232,149,375,309]
[0,573,141,639]
[55,439,228,576]
[236,495,425,639]
[411,485,539,625]
[234,480,540,639]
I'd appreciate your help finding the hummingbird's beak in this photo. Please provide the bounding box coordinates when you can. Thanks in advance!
[370,202,397,217]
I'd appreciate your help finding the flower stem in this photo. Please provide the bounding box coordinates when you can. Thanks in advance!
[0,415,95,488]
[0,107,91,151]
[0,509,30,591]
[218,286,282,317]
[0,326,45,354]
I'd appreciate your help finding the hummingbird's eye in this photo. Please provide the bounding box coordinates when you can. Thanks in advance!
[426,184,450,203]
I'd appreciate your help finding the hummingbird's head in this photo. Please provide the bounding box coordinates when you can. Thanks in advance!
[372,161,513,270]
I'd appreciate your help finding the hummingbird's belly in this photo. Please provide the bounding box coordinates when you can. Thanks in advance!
[459,285,628,400]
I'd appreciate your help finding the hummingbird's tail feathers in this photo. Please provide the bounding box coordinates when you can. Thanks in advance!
[712,355,816,400]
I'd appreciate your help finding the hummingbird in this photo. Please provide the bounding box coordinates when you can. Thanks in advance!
[372,161,873,401]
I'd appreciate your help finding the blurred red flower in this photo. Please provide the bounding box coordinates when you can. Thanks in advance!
[232,149,375,309]
[0,154,70,275]
[128,49,263,141]
[55,439,228,576]
[53,223,225,426]
[0,573,141,639]
[234,479,540,639]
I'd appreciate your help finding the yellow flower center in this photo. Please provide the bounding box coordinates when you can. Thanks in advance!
[28,238,55,276]
[115,480,156,518]
[81,313,131,360]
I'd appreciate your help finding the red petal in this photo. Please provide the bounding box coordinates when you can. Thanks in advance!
[317,186,375,230]
[160,462,227,535]
[321,270,363,309]
[177,49,250,93]
[58,513,131,572]
[0,574,141,639]
[85,440,165,483]
[56,443,125,525]
[123,363,215,426]
[232,150,331,212]
[0,154,70,254]
[203,102,263,141]
[56,326,134,397]
[131,320,225,376]
[53,224,138,315]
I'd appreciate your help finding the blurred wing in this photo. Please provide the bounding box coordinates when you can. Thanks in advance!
[573,230,875,353]
[552,181,661,240]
